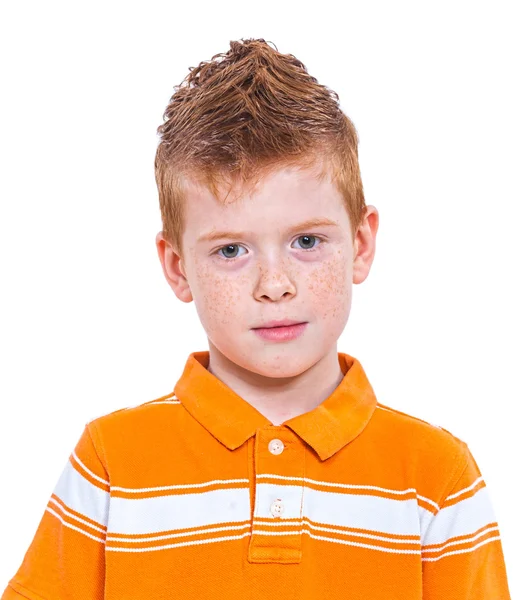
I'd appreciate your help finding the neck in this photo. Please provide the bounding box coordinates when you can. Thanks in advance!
[206,342,345,425]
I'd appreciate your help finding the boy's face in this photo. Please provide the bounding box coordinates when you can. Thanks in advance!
[156,164,378,378]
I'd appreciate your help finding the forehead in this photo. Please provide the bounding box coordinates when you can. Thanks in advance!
[182,165,348,238]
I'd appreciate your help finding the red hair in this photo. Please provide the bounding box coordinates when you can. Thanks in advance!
[155,38,366,258]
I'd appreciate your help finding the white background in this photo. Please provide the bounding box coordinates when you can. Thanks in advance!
[0,0,521,596]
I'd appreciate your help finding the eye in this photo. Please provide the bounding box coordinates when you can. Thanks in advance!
[216,244,247,260]
[292,235,322,251]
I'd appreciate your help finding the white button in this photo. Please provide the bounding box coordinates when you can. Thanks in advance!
[270,499,284,517]
[268,438,284,455]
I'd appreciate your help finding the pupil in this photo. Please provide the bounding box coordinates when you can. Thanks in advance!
[301,236,313,248]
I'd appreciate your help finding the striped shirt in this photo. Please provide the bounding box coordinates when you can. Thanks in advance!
[2,350,512,599]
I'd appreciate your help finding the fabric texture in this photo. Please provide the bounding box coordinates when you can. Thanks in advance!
[1,350,512,599]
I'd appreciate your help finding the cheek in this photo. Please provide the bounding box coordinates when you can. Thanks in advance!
[308,252,351,320]
[191,261,244,331]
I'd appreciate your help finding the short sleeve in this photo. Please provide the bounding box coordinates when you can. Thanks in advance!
[1,423,110,600]
[421,442,512,599]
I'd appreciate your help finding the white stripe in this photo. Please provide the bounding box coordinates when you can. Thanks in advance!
[149,400,181,405]
[272,529,422,555]
[258,473,417,496]
[106,528,422,555]
[265,474,437,510]
[108,487,252,534]
[255,518,421,544]
[107,484,422,537]
[46,507,105,544]
[107,522,251,543]
[446,476,484,501]
[416,493,440,511]
[418,504,437,540]
[112,473,424,500]
[53,460,110,528]
[111,473,440,519]
[48,497,106,534]
[422,486,496,546]
[422,535,501,562]
[107,531,252,552]
[423,524,500,553]
[111,477,249,493]
[107,518,420,547]
[263,483,420,536]
[72,450,110,486]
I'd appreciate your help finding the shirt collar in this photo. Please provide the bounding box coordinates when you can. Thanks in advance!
[173,350,377,461]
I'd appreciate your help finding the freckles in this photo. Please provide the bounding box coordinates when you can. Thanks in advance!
[307,256,350,320]
[193,260,243,327]
[219,281,243,325]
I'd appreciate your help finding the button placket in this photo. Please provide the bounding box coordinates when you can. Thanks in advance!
[268,439,285,517]
[249,428,304,563]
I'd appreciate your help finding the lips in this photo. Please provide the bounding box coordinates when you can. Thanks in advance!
[253,319,306,329]
[252,321,308,342]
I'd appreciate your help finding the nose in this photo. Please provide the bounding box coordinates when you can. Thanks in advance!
[254,259,297,302]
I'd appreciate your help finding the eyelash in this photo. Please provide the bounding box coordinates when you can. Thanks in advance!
[213,235,325,262]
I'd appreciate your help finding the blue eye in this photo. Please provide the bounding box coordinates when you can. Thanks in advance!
[215,235,323,261]
[217,244,247,260]
[293,235,320,251]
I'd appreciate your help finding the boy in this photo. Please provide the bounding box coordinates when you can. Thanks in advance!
[2,38,512,599]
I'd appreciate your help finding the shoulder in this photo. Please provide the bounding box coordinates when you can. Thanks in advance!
[88,390,181,425]
[374,400,466,447]
[372,402,470,498]
[84,391,184,460]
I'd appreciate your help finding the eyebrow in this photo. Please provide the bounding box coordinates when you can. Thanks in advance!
[197,217,340,243]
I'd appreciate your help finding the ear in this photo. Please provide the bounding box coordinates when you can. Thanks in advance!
[352,205,379,285]
[155,231,193,303]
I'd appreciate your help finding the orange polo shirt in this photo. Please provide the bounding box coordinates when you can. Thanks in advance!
[2,351,512,599]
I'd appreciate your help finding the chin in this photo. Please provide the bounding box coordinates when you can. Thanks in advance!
[241,349,316,378]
